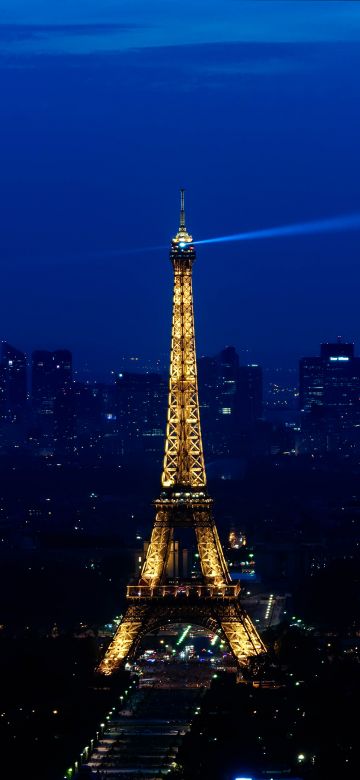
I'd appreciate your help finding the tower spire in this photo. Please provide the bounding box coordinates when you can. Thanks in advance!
[180,188,185,228]
[174,189,192,244]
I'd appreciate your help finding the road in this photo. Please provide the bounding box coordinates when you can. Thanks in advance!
[82,661,213,778]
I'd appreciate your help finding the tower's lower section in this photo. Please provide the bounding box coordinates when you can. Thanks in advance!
[97,595,266,675]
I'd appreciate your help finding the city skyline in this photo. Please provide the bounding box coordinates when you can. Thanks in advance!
[2,329,351,387]
[1,334,358,383]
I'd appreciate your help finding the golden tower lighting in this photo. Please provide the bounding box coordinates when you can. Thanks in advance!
[97,191,266,674]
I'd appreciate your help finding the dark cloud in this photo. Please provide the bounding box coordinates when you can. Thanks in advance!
[0,22,141,43]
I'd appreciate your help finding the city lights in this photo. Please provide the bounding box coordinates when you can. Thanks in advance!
[1,5,359,777]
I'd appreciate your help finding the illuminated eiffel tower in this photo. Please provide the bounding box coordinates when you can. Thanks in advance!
[98,191,266,674]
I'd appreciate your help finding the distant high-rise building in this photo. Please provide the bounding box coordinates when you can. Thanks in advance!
[115,371,167,456]
[299,339,360,452]
[299,356,324,412]
[197,355,219,453]
[0,342,27,421]
[198,347,264,456]
[197,346,241,456]
[217,346,240,409]
[32,349,72,416]
[237,364,263,426]
[53,389,77,459]
[300,340,360,413]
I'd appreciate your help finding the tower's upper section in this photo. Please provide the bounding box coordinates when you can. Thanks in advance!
[162,190,207,491]
[170,189,196,271]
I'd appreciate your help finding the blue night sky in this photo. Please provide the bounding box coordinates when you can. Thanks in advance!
[1,1,360,377]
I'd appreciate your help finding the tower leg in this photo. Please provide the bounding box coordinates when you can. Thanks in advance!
[97,604,148,675]
[140,510,173,586]
[195,516,230,586]
[219,604,266,663]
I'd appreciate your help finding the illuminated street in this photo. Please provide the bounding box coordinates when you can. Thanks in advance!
[85,686,201,777]
[244,592,289,632]
[82,628,229,778]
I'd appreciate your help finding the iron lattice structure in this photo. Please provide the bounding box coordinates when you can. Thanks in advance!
[98,191,266,675]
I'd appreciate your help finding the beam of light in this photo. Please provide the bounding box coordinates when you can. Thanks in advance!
[22,212,360,270]
[194,212,360,247]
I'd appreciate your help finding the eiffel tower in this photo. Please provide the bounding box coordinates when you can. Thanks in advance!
[98,191,266,675]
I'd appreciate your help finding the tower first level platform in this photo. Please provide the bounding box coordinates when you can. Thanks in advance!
[98,598,265,676]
